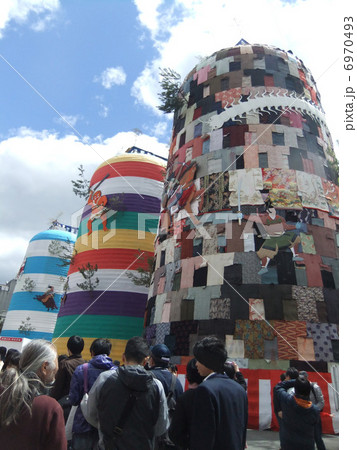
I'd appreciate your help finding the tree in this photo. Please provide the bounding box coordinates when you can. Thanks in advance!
[48,238,77,267]
[21,277,36,292]
[326,146,339,185]
[157,68,186,114]
[127,253,155,288]
[76,263,99,292]
[72,164,90,199]
[18,317,36,336]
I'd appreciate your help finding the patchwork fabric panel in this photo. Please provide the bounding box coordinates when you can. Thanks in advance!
[155,322,171,344]
[282,299,298,320]
[249,298,265,320]
[296,336,315,361]
[144,324,156,346]
[210,297,231,319]
[226,335,245,358]
[170,320,198,355]
[264,337,279,360]
[300,233,316,254]
[144,42,339,372]
[234,320,275,359]
[306,322,334,362]
[292,286,322,322]
[271,320,307,360]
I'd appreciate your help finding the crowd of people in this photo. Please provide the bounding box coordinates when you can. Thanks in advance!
[0,336,328,449]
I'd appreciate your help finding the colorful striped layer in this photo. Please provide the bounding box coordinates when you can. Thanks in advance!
[54,315,144,340]
[91,160,164,185]
[68,249,154,275]
[80,194,161,216]
[74,229,156,254]
[58,291,147,317]
[76,212,159,238]
[52,153,165,355]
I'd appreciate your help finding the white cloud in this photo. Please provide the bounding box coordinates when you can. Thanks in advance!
[133,0,164,39]
[54,114,81,128]
[30,12,57,32]
[152,121,168,137]
[94,66,127,89]
[0,0,60,36]
[0,127,168,282]
[99,104,109,118]
[132,0,341,143]
[131,62,162,115]
[0,234,28,283]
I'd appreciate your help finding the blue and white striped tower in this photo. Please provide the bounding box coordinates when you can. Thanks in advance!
[1,229,76,341]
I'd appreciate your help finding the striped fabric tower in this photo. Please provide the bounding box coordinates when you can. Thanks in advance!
[144,42,339,433]
[0,229,76,341]
[52,152,165,361]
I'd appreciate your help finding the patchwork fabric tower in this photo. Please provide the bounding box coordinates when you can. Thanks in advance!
[145,42,339,433]
[0,229,75,341]
[52,152,165,361]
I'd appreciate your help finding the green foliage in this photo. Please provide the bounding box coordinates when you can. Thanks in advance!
[18,317,36,336]
[76,263,99,292]
[48,239,77,267]
[72,165,90,199]
[127,254,155,288]
[21,277,36,292]
[326,147,339,185]
[157,68,186,114]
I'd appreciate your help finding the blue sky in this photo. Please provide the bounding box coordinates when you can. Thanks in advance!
[0,0,350,284]
[0,1,170,139]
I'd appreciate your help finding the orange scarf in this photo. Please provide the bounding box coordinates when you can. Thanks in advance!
[294,396,312,409]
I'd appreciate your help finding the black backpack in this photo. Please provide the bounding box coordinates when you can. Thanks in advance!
[152,372,177,449]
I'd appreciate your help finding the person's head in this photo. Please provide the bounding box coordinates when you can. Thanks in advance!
[20,340,58,385]
[123,337,150,365]
[295,374,311,399]
[1,348,16,371]
[3,349,20,371]
[265,198,275,214]
[0,340,58,427]
[67,335,84,356]
[150,344,171,368]
[193,336,227,377]
[0,346,7,361]
[280,373,286,382]
[224,361,236,380]
[90,338,112,356]
[186,358,205,387]
[299,370,309,380]
[168,363,178,376]
[285,367,299,380]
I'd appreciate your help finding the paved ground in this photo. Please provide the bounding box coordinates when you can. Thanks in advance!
[246,429,339,449]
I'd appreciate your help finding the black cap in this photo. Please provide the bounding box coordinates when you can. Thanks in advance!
[150,344,171,363]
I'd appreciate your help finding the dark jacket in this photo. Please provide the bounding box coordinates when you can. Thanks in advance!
[189,373,248,450]
[149,366,183,400]
[169,387,196,449]
[69,354,115,434]
[274,380,320,450]
[50,354,85,400]
[86,365,169,450]
[234,371,247,391]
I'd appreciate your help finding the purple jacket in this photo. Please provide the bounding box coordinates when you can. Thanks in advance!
[69,354,115,434]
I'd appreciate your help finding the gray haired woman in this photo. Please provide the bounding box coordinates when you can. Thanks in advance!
[0,339,66,449]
